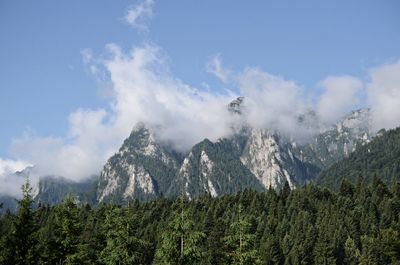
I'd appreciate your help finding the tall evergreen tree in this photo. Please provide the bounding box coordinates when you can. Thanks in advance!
[53,193,83,264]
[12,178,37,265]
[154,197,206,265]
[99,205,150,265]
[344,237,361,265]
[224,204,261,265]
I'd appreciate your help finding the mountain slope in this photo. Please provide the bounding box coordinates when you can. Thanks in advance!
[170,138,264,198]
[240,128,319,189]
[34,176,98,205]
[294,108,373,170]
[317,127,400,189]
[96,124,182,202]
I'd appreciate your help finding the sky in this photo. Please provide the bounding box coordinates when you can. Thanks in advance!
[0,0,400,196]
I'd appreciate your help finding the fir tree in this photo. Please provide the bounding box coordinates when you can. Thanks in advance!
[12,178,37,265]
[224,204,261,265]
[99,205,150,265]
[154,197,206,265]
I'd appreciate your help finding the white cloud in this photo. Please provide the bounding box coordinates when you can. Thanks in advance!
[0,158,31,177]
[316,76,363,124]
[207,56,311,139]
[124,0,155,31]
[102,44,236,151]
[206,54,232,84]
[238,67,309,137]
[367,60,400,131]
[0,159,32,197]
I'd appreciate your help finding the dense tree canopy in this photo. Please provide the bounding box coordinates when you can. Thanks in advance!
[1,177,399,264]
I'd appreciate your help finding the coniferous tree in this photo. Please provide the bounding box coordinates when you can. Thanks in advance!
[154,197,206,265]
[224,204,261,265]
[12,179,37,265]
[53,193,83,264]
[99,205,150,265]
[344,237,361,265]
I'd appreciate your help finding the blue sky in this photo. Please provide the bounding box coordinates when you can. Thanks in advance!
[0,0,399,159]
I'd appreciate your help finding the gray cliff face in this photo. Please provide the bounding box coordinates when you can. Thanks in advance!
[96,123,182,202]
[240,128,317,190]
[294,108,373,170]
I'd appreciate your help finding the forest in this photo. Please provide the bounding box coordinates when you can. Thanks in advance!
[0,177,399,265]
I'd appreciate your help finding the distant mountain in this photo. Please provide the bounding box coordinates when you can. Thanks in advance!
[0,195,17,213]
[1,98,381,207]
[34,176,98,205]
[294,108,373,170]
[96,124,321,202]
[95,102,374,202]
[317,127,400,189]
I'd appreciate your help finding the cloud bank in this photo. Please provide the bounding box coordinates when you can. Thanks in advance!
[2,46,400,198]
[316,76,363,125]
[0,159,32,197]
[367,60,400,131]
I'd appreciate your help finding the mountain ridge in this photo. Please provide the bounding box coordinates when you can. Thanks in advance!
[1,99,383,207]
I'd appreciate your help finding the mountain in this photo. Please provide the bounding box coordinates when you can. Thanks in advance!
[240,128,319,189]
[94,99,375,202]
[317,127,400,189]
[34,176,98,205]
[0,195,18,213]
[1,99,379,206]
[96,123,182,203]
[294,108,373,170]
[96,124,320,202]
[169,138,264,199]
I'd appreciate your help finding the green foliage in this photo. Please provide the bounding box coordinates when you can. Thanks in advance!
[11,179,37,265]
[0,177,399,264]
[154,197,206,265]
[224,204,261,265]
[99,205,150,265]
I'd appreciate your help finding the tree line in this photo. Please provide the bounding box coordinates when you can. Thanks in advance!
[0,176,399,265]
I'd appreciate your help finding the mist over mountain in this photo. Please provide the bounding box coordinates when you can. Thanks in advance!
[1,0,400,200]
[2,46,400,197]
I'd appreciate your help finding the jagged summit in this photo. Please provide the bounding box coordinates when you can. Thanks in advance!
[293,108,373,170]
[97,125,182,202]
[2,102,378,206]
[228,96,244,114]
[93,105,375,202]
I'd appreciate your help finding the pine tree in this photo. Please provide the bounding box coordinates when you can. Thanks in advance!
[12,178,37,265]
[154,197,206,265]
[224,204,261,265]
[344,237,360,265]
[99,205,150,265]
[53,193,83,264]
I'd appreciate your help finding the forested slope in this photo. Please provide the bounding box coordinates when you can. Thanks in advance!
[317,127,400,189]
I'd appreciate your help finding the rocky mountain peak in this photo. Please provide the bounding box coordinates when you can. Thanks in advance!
[96,124,181,203]
[228,96,244,114]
